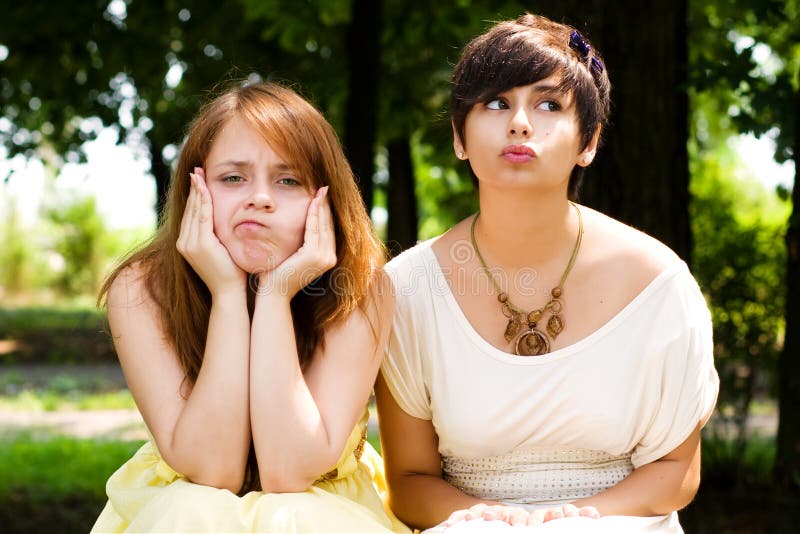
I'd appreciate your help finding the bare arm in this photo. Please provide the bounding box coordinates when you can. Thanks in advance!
[573,423,704,516]
[111,170,251,492]
[249,188,392,491]
[374,373,496,530]
[108,268,250,492]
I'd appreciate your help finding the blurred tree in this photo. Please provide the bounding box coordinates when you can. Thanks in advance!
[46,196,106,296]
[0,0,333,217]
[689,119,787,471]
[0,199,31,294]
[690,0,799,490]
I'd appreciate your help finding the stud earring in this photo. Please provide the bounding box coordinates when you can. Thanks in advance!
[457,151,464,159]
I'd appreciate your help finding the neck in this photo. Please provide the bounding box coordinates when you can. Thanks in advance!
[474,185,578,269]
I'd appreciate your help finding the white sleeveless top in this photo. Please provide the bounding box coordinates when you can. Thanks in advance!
[381,238,719,532]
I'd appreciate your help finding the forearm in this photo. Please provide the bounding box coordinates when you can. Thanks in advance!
[572,457,699,516]
[249,293,337,491]
[388,472,497,530]
[167,290,251,490]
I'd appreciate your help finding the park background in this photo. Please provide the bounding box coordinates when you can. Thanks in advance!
[0,0,798,532]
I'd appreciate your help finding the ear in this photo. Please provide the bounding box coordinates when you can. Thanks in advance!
[452,122,467,160]
[577,123,602,167]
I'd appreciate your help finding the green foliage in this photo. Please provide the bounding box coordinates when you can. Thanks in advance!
[0,305,104,334]
[690,133,787,447]
[0,198,32,292]
[413,136,477,239]
[0,306,116,364]
[0,434,142,502]
[702,431,776,488]
[45,195,105,296]
[0,389,135,411]
[690,0,799,161]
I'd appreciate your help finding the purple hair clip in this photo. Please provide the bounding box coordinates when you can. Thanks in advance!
[590,56,605,77]
[569,30,604,77]
[569,30,591,57]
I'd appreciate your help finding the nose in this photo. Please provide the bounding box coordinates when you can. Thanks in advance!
[247,182,275,211]
[509,107,532,137]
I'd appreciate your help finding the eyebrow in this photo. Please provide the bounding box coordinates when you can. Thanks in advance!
[530,83,567,96]
[209,160,296,172]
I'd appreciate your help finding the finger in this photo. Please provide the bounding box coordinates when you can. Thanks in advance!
[443,509,470,527]
[486,505,515,522]
[578,506,600,519]
[562,503,580,518]
[178,173,198,253]
[527,509,545,526]
[187,172,202,245]
[318,186,334,239]
[303,194,321,248]
[194,167,213,225]
[508,508,529,526]
[543,507,564,522]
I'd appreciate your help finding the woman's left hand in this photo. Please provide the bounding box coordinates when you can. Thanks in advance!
[257,186,336,298]
[442,504,530,527]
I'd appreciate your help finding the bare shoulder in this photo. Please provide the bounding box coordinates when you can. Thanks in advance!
[106,261,153,311]
[578,206,683,292]
[105,262,168,354]
[371,266,396,319]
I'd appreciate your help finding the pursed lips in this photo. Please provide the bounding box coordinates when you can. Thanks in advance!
[501,144,537,163]
[235,220,270,235]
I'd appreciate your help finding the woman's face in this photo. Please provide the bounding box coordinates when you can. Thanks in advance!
[203,116,314,274]
[454,75,594,192]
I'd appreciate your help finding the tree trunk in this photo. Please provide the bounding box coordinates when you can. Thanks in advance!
[775,87,800,491]
[387,136,417,256]
[558,0,692,261]
[150,140,170,224]
[343,0,380,211]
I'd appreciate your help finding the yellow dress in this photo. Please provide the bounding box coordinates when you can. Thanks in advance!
[91,409,410,533]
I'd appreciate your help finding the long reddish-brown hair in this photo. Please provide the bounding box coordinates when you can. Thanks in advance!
[99,81,385,492]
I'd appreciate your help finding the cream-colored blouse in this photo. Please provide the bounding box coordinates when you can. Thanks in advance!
[381,238,719,532]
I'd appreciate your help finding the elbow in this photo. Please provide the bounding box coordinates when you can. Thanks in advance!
[188,471,244,494]
[651,463,701,515]
[162,450,245,493]
[258,470,317,493]
[257,455,339,494]
[185,466,244,495]
[677,469,702,511]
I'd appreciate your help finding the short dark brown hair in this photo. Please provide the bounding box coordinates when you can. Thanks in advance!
[451,13,611,198]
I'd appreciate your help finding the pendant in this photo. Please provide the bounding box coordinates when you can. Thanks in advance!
[547,313,564,339]
[504,314,523,343]
[515,327,551,356]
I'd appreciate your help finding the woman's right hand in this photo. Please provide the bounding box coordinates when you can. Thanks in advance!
[176,167,246,296]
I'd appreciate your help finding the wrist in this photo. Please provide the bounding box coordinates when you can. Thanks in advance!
[254,270,301,300]
[210,285,247,305]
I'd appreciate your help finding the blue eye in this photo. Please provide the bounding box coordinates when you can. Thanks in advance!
[486,98,508,110]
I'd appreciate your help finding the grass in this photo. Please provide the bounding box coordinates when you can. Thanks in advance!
[0,389,135,411]
[0,305,106,335]
[1,366,134,411]
[0,433,144,503]
[0,305,115,365]
[0,433,143,534]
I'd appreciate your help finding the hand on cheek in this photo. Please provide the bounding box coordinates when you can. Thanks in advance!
[176,167,246,297]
